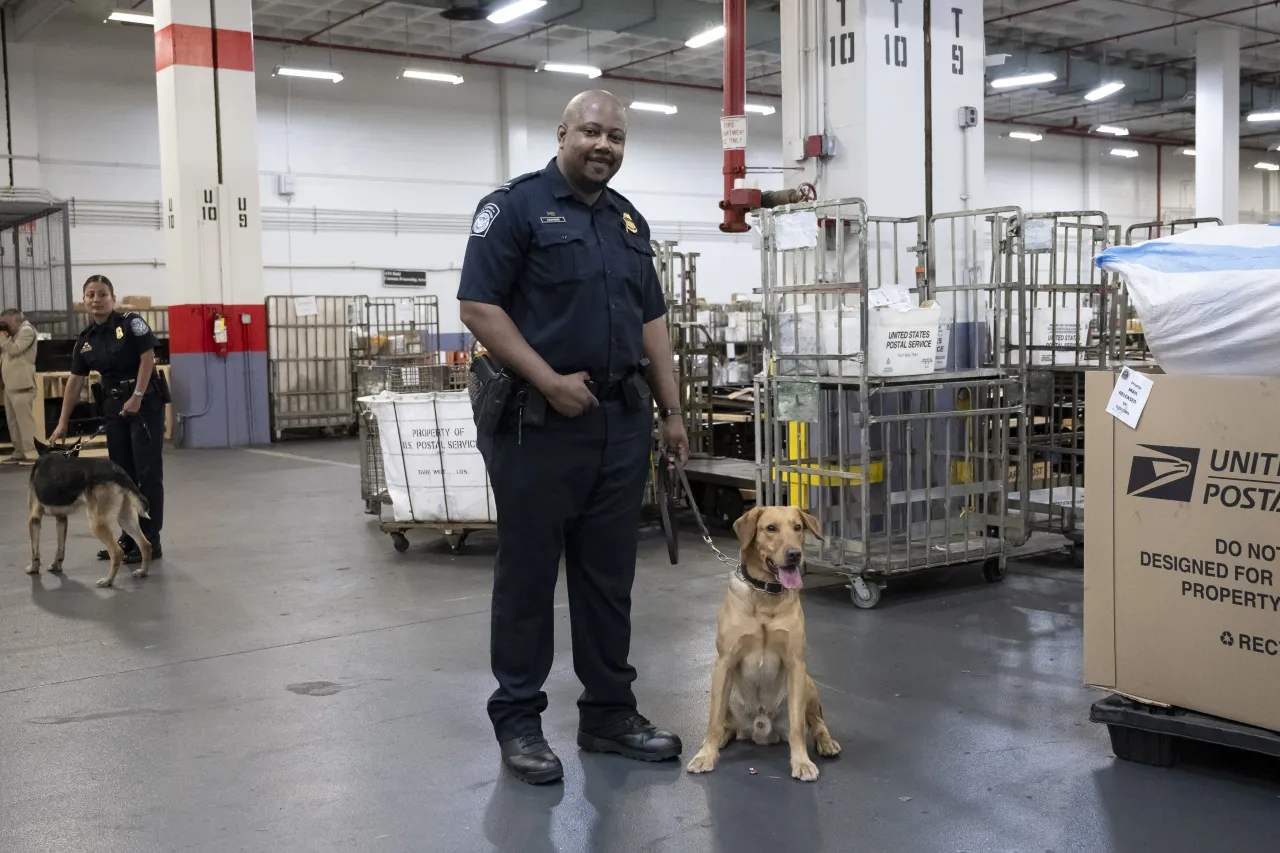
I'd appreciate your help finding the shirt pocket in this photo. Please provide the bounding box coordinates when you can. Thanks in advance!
[622,232,657,296]
[528,226,590,285]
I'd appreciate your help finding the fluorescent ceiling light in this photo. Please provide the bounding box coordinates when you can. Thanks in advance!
[1008,131,1043,142]
[106,11,154,25]
[1181,148,1196,156]
[1255,162,1280,171]
[990,71,1057,89]
[487,0,546,24]
[536,61,602,78]
[630,101,678,115]
[1085,81,1125,101]
[745,104,776,115]
[274,66,343,82]
[401,69,464,84]
[685,25,726,49]
[1248,111,1280,122]
[1110,148,1139,158]
[1095,125,1129,136]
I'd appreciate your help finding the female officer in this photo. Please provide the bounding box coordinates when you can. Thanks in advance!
[50,275,166,563]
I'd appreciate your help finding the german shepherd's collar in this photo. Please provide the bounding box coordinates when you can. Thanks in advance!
[26,439,153,588]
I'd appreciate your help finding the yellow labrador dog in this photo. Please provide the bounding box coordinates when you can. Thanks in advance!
[686,505,841,782]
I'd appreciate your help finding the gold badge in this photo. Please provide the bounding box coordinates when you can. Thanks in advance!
[622,212,638,234]
[81,342,92,353]
[116,326,124,340]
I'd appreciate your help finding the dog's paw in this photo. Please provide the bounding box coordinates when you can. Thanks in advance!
[95,578,113,588]
[24,563,39,575]
[685,749,720,774]
[790,756,819,782]
[815,733,841,757]
[131,569,148,579]
[48,562,63,574]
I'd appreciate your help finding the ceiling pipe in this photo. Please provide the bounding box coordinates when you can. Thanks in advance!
[985,0,1084,24]
[300,1,393,44]
[1051,1,1278,53]
[719,0,750,233]
[252,35,782,98]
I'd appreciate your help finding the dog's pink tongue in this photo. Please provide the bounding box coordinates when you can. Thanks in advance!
[778,565,803,590]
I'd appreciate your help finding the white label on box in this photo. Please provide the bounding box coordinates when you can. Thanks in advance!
[1106,367,1154,429]
[726,343,736,359]
[395,300,415,323]
[1023,219,1054,251]
[293,295,318,318]
[721,115,747,151]
[869,285,913,311]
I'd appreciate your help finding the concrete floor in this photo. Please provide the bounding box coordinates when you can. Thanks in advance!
[2,440,1279,853]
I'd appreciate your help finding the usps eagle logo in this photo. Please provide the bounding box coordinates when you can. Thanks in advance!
[472,202,500,238]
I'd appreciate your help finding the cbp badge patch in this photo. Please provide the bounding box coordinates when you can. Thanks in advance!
[130,317,150,336]
[471,202,500,238]
[116,326,124,340]
[622,212,638,234]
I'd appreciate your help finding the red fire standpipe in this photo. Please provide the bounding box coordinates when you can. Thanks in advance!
[719,0,750,233]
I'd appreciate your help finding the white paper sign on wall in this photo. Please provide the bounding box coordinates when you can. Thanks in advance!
[721,115,747,151]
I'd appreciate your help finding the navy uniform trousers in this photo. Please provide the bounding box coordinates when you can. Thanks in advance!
[103,390,166,546]
[477,398,652,742]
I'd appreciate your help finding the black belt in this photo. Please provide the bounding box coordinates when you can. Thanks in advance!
[585,378,626,401]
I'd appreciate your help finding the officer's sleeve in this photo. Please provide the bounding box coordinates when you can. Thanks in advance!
[457,192,527,307]
[637,218,667,323]
[70,338,89,377]
[125,314,159,354]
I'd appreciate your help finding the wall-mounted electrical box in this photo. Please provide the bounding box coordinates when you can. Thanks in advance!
[958,107,979,128]
[277,173,296,198]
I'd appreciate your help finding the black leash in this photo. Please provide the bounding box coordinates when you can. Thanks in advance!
[664,458,785,595]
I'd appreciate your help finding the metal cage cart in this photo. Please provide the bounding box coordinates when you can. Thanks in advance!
[756,198,1025,609]
[356,360,486,553]
[1003,210,1117,563]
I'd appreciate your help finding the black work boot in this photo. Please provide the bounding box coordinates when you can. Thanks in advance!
[124,540,161,564]
[577,713,682,762]
[499,734,564,785]
[97,537,136,561]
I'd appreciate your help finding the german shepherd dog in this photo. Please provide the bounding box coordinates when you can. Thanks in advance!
[27,440,151,588]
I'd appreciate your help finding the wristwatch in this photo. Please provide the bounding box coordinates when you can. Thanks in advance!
[659,407,682,420]
[133,390,144,399]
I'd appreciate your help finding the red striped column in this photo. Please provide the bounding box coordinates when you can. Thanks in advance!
[154,0,268,447]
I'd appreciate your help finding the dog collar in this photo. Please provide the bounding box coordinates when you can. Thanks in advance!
[736,564,785,595]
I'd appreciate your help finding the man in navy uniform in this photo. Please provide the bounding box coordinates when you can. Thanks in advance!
[458,89,689,784]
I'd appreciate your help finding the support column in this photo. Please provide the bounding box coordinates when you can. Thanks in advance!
[928,0,984,218]
[782,0,927,217]
[155,0,268,448]
[1195,25,1240,224]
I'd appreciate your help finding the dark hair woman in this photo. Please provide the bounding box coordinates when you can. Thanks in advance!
[50,275,167,564]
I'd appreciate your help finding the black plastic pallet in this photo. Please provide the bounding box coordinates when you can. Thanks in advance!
[1090,694,1280,767]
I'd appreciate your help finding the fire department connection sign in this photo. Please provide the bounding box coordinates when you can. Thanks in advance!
[721,115,747,151]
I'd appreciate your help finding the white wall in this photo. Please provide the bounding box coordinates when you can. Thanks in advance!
[985,128,1277,231]
[10,20,782,342]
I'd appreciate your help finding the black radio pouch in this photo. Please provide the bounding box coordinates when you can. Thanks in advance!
[153,369,173,404]
[519,386,547,427]
[469,354,515,436]
[621,371,652,412]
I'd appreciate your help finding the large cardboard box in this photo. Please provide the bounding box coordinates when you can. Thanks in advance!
[1085,371,1280,734]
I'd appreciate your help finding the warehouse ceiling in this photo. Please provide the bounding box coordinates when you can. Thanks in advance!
[37,0,1280,148]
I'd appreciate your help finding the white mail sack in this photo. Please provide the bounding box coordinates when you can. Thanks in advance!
[1096,224,1280,375]
[361,391,497,524]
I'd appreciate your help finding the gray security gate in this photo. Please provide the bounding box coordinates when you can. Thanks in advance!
[266,294,441,440]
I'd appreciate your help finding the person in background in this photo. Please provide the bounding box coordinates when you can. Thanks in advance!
[458,89,689,785]
[0,307,39,466]
[50,275,166,563]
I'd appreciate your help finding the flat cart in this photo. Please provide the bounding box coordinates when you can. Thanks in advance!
[357,361,495,553]
[1091,694,1280,769]
[756,199,1025,608]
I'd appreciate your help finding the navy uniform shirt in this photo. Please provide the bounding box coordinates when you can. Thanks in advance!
[70,310,159,384]
[457,157,667,385]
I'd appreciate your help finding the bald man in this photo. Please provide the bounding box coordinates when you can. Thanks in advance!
[458,90,688,784]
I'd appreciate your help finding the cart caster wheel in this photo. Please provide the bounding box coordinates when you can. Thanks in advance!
[1072,541,1085,569]
[982,558,1006,583]
[446,533,468,554]
[850,577,882,609]
[391,532,410,553]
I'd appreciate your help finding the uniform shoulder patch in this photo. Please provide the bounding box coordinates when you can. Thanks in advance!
[496,170,540,193]
[471,202,501,238]
[129,316,151,336]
